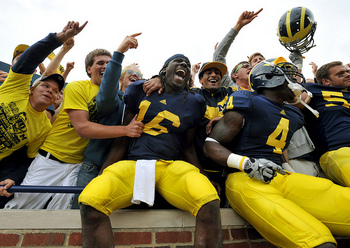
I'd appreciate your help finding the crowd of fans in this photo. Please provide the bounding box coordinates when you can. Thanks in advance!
[1,8,350,248]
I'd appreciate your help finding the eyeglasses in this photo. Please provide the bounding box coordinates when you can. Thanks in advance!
[125,70,143,79]
[234,63,252,73]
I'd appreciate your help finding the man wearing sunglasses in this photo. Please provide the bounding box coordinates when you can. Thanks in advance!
[120,67,143,92]
[230,61,253,91]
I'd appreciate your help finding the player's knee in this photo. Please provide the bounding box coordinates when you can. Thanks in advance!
[80,204,106,224]
[198,200,220,216]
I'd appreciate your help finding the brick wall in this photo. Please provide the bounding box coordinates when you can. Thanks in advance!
[1,209,350,247]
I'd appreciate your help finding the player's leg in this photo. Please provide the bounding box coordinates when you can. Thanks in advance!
[226,172,336,248]
[319,147,350,187]
[281,172,350,236]
[80,204,113,248]
[156,160,222,247]
[195,200,222,248]
[79,160,136,247]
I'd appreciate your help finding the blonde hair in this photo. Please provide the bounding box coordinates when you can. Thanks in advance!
[121,63,140,78]
[119,63,141,90]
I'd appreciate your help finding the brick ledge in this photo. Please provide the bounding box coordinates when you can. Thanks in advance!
[1,209,248,230]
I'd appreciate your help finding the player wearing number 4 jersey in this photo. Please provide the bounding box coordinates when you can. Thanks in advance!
[204,58,350,248]
[303,61,350,187]
[79,54,223,248]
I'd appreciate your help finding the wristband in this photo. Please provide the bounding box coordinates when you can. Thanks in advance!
[205,137,219,144]
[227,153,248,171]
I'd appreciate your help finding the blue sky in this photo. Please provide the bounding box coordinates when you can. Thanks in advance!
[2,0,349,86]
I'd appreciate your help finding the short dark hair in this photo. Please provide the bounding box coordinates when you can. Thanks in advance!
[248,52,264,65]
[316,61,343,85]
[85,49,112,78]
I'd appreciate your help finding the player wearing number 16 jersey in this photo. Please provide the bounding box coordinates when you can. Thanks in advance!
[124,79,205,160]
[79,54,222,247]
[204,58,350,248]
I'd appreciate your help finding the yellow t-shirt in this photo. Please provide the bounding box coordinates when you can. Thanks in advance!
[41,79,99,163]
[0,69,52,160]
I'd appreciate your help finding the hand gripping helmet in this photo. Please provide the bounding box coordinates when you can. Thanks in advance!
[277,6,317,54]
[248,57,306,93]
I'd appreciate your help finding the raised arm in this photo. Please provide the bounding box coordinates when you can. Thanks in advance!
[213,8,262,87]
[62,61,75,81]
[55,21,88,44]
[12,21,87,75]
[42,38,75,77]
[97,32,141,116]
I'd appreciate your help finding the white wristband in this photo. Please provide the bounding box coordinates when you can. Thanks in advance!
[205,137,219,144]
[227,153,248,171]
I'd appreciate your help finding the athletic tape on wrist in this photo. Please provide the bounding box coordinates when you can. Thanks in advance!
[227,153,248,171]
[205,137,219,144]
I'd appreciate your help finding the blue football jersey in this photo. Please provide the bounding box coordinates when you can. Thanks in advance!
[224,90,304,165]
[305,83,350,158]
[192,86,235,171]
[124,80,206,160]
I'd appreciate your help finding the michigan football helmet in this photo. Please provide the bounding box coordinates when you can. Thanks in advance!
[249,57,306,93]
[277,6,317,54]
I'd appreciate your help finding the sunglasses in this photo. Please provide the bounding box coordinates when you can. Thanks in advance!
[125,70,143,79]
[234,63,252,73]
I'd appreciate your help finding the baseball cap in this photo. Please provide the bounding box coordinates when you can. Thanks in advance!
[32,73,65,91]
[198,62,227,79]
[13,44,29,61]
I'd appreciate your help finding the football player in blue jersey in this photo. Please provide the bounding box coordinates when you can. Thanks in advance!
[79,54,223,248]
[204,58,350,248]
[303,61,350,187]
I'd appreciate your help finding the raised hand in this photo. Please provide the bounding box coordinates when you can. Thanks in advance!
[309,62,318,78]
[235,8,263,31]
[117,32,142,54]
[63,37,75,52]
[56,21,88,44]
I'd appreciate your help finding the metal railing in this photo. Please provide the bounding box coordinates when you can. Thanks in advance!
[1,185,84,193]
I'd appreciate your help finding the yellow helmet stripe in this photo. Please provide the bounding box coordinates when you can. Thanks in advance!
[300,7,306,32]
[286,8,292,39]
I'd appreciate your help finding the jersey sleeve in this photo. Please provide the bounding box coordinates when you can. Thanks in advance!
[123,80,146,115]
[223,90,253,116]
